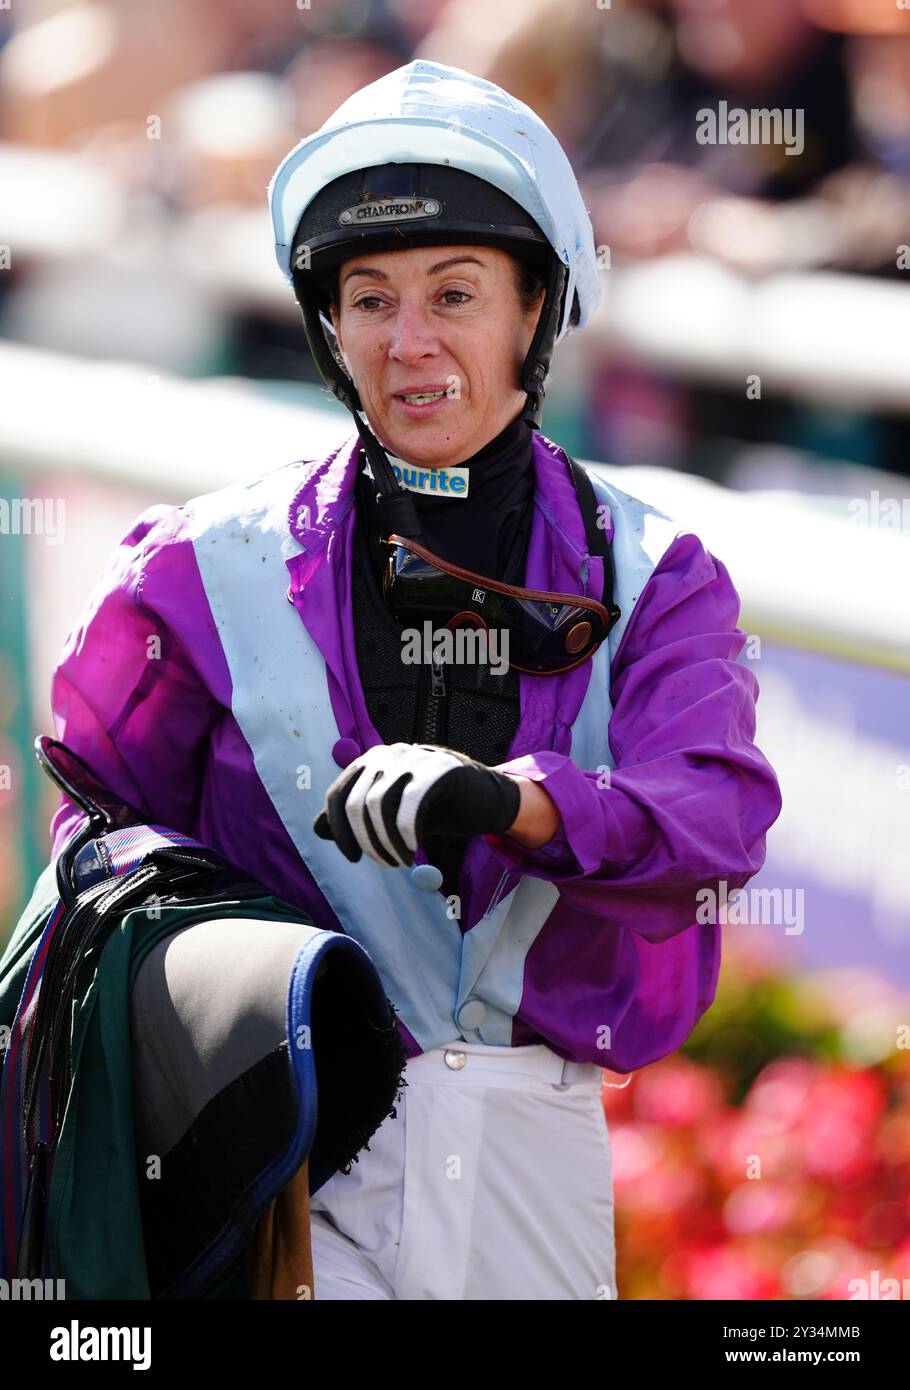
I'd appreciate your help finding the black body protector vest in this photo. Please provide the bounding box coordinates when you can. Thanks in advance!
[351,415,534,899]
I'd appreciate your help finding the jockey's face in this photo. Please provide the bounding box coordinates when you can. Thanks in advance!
[329,244,545,468]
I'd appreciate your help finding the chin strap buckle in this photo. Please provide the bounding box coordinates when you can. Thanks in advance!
[521,367,547,429]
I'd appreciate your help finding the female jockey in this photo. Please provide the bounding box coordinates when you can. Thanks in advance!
[41,60,781,1299]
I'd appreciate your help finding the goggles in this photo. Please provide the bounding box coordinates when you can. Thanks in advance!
[383,534,620,676]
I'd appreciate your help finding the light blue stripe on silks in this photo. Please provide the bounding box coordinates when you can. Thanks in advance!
[454,877,561,1045]
[569,469,681,777]
[188,466,466,1051]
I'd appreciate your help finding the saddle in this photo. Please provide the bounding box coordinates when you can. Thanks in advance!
[0,737,407,1299]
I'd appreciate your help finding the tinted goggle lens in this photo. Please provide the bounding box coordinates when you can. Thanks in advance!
[383,535,619,675]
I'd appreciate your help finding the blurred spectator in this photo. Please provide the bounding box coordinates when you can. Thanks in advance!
[0,0,413,154]
[798,1,910,276]
[578,0,853,263]
[1,0,908,471]
[416,0,604,147]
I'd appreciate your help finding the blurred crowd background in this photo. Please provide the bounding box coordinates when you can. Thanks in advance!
[2,0,910,474]
[1,0,909,1301]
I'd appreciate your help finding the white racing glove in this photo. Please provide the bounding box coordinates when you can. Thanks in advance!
[313,742,522,868]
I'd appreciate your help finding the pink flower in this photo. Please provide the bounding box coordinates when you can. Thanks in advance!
[724,1181,799,1236]
[743,1061,885,1181]
[710,1110,798,1185]
[610,1122,666,1187]
[746,1058,815,1129]
[633,1057,724,1127]
[610,1122,706,1213]
[682,1244,778,1300]
[798,1068,886,1181]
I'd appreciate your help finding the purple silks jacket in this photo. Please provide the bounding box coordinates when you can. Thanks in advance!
[48,429,782,1071]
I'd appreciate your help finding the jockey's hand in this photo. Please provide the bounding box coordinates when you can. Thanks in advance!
[313,742,521,868]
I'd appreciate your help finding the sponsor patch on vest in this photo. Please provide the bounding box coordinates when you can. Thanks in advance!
[338,197,442,227]
[389,462,470,497]
[361,456,470,497]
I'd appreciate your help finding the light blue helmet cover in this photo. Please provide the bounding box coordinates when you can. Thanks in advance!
[267,59,602,342]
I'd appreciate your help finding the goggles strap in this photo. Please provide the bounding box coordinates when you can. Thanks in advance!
[565,456,620,622]
[384,460,618,632]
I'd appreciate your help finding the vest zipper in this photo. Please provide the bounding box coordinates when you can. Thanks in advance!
[423,655,446,743]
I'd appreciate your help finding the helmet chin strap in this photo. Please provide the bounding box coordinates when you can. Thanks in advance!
[352,410,429,542]
[520,255,567,430]
[296,257,568,544]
